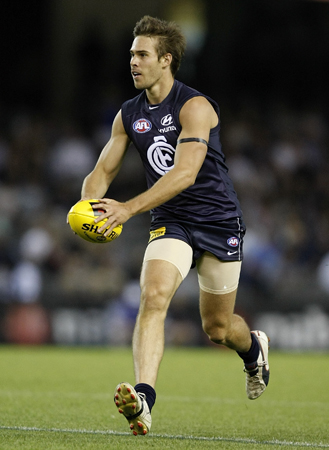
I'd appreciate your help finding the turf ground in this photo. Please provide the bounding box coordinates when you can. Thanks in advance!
[0,346,328,449]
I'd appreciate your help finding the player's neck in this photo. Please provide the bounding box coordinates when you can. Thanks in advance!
[146,77,174,106]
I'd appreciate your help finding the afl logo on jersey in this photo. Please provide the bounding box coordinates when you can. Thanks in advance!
[147,136,175,175]
[227,237,239,247]
[133,118,152,133]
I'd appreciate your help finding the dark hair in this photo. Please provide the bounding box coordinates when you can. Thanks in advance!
[133,15,186,76]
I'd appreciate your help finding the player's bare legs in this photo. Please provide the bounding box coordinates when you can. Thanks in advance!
[199,288,270,399]
[114,259,182,435]
[199,288,251,352]
[133,258,183,386]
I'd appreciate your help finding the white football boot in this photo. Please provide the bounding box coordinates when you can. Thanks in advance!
[114,382,152,436]
[244,330,270,400]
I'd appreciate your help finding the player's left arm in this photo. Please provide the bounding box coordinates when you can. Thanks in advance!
[96,96,217,235]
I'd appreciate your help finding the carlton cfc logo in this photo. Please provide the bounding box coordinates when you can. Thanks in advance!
[147,136,175,175]
[227,237,239,247]
[133,118,152,133]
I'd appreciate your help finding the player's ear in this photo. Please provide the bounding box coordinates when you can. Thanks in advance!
[162,53,172,68]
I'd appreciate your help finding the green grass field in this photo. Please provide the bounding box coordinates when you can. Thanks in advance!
[0,346,328,449]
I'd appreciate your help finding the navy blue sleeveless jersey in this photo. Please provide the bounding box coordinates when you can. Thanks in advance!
[121,79,243,223]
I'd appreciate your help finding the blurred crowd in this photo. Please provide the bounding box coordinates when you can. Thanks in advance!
[223,105,329,303]
[0,99,329,345]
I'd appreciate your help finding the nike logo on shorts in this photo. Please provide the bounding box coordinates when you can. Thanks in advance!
[227,250,238,255]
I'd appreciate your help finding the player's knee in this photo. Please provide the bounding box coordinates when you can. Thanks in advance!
[139,283,170,315]
[202,318,230,345]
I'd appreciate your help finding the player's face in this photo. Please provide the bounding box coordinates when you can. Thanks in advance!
[130,36,165,90]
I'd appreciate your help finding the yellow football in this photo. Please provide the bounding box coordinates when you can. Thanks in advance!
[68,200,123,243]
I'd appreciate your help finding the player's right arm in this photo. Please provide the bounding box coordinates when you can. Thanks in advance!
[81,110,131,200]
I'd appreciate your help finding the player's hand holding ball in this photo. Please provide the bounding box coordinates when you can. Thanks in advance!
[68,199,123,243]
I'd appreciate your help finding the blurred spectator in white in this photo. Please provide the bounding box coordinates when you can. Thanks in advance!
[9,227,55,303]
[48,124,96,205]
[20,227,55,264]
[49,125,95,183]
[9,261,42,304]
